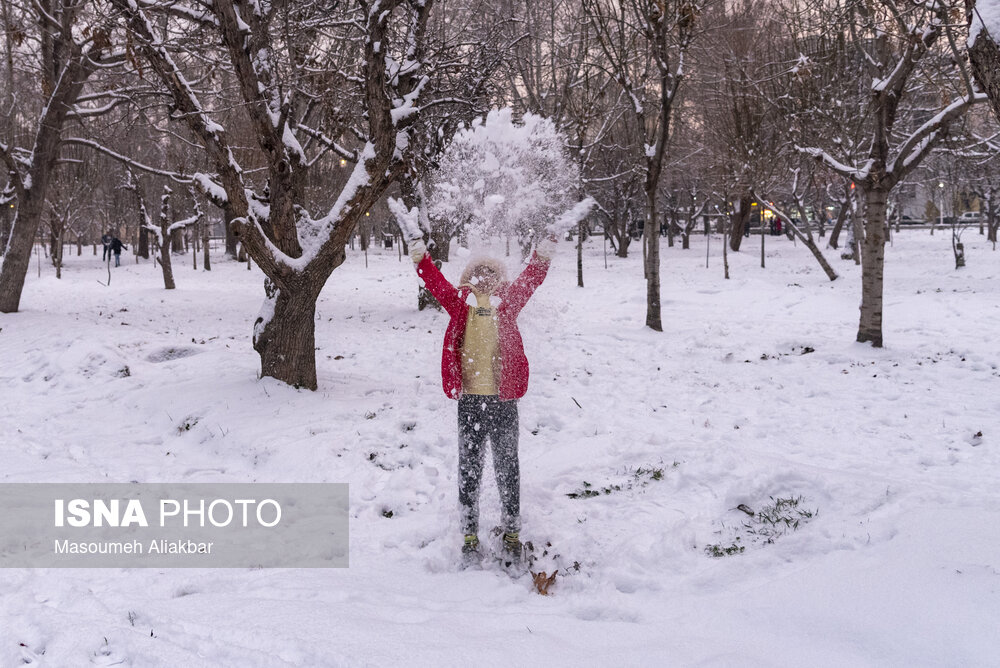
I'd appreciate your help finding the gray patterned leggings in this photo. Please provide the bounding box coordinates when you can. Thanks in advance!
[457,394,520,536]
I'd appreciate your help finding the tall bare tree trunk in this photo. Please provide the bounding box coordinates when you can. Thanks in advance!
[224,207,239,258]
[849,211,863,266]
[828,184,852,249]
[760,216,765,268]
[203,217,211,270]
[644,188,662,331]
[857,188,888,346]
[615,212,630,258]
[55,230,64,279]
[729,192,751,251]
[158,186,176,290]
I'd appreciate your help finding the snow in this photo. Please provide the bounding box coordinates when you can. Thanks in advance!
[1,231,999,665]
[192,173,227,205]
[547,197,595,236]
[427,109,587,245]
[386,197,421,240]
[969,0,1000,47]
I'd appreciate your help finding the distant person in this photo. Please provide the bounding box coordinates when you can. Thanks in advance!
[110,236,127,267]
[101,231,113,261]
[408,234,556,568]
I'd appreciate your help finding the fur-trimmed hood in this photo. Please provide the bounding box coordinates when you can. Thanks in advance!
[459,255,509,293]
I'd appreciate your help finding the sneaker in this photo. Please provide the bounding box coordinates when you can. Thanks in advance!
[461,534,481,566]
[500,531,522,567]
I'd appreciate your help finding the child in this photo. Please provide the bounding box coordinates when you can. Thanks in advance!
[409,236,555,564]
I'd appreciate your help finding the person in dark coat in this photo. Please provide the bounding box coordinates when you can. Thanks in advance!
[110,236,127,267]
[101,232,113,261]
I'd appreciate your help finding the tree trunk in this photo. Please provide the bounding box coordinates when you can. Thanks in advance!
[203,217,211,270]
[171,227,185,254]
[729,193,751,251]
[158,187,176,289]
[988,190,998,245]
[55,231,64,279]
[159,231,176,289]
[644,190,662,331]
[0,195,45,311]
[968,19,1000,129]
[429,226,451,262]
[49,227,58,266]
[576,220,584,288]
[760,214,766,268]
[138,226,149,259]
[615,214,630,258]
[857,188,888,347]
[253,281,321,389]
[224,207,239,258]
[849,212,863,266]
[952,228,966,269]
[828,197,849,249]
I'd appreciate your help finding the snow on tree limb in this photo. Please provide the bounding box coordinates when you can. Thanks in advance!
[62,138,194,183]
[387,197,423,240]
[890,92,987,178]
[795,146,867,181]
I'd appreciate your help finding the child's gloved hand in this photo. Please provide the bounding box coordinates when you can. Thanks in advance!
[536,235,557,260]
[409,238,427,263]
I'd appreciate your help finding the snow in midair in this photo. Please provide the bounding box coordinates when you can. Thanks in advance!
[423,108,588,247]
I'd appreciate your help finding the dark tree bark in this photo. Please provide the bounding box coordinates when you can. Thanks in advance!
[968,3,1000,125]
[729,192,751,251]
[157,186,176,290]
[827,184,852,250]
[857,188,888,346]
[0,32,105,312]
[202,216,211,271]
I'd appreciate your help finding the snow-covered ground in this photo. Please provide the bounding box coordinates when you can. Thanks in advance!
[1,230,998,666]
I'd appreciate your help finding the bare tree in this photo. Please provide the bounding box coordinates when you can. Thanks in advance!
[107,0,479,389]
[584,0,700,331]
[797,0,983,347]
[0,0,118,311]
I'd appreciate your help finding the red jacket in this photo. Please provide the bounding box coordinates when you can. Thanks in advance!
[417,252,551,400]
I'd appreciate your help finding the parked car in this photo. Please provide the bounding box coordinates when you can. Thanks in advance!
[959,211,981,223]
[899,215,924,225]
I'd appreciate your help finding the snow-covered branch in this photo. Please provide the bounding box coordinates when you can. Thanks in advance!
[62,138,194,183]
[890,92,987,180]
[796,146,867,182]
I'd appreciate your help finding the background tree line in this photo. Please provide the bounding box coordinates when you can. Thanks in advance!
[2,0,1000,388]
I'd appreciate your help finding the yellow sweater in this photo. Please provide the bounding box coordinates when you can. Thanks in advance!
[461,291,499,395]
